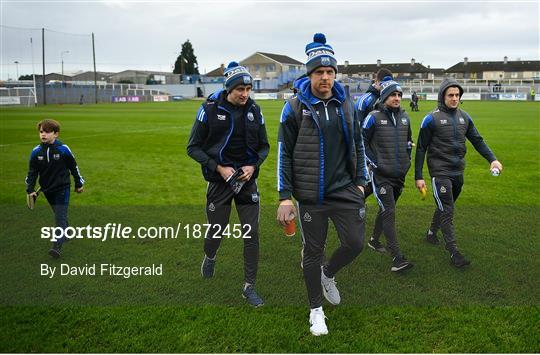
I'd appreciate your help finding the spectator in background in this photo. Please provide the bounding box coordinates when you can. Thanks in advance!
[411,91,419,111]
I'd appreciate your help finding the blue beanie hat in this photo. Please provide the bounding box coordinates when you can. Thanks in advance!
[305,33,338,75]
[224,61,253,92]
[379,79,403,103]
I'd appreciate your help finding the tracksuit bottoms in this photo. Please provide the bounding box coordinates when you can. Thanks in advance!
[44,186,70,245]
[204,179,260,285]
[429,174,464,253]
[364,172,405,258]
[297,184,365,309]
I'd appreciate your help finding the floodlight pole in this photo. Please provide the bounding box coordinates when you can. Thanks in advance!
[30,37,38,106]
[61,50,69,82]
[42,28,46,105]
[92,32,98,104]
[14,61,19,80]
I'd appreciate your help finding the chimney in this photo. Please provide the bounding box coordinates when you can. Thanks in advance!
[411,58,415,66]
[344,60,349,67]
[220,63,225,73]
[464,57,468,65]
[504,56,508,64]
[376,59,381,67]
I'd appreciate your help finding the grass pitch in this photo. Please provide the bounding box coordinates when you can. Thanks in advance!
[0,100,539,352]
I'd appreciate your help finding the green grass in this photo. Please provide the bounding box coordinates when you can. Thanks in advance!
[0,100,539,352]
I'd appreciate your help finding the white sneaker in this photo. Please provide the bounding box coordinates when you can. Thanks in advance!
[321,266,341,305]
[309,307,328,336]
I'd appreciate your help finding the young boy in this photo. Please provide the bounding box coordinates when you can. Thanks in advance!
[26,119,84,258]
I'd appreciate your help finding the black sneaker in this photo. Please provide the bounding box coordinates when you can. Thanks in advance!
[200,255,216,278]
[391,255,414,272]
[242,285,264,307]
[48,243,62,259]
[425,231,440,245]
[368,238,386,253]
[450,251,471,268]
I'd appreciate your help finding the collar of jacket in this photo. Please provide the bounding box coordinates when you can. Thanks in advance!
[366,84,379,96]
[41,139,61,148]
[437,104,458,114]
[381,105,402,115]
[293,76,346,106]
[208,89,254,111]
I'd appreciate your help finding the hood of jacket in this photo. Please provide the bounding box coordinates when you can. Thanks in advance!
[366,84,379,96]
[438,78,464,111]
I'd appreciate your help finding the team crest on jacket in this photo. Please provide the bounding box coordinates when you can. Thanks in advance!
[38,156,43,160]
[303,212,312,222]
[440,186,446,193]
[459,117,465,124]
[208,203,216,212]
[380,120,388,125]
[401,118,407,125]
[380,187,387,195]
[53,153,60,160]
[359,208,366,219]
[247,112,254,121]
[440,119,447,124]
[251,193,259,202]
[217,114,226,121]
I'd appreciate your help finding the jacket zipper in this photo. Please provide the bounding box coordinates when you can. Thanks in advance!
[46,147,50,163]
[217,106,233,164]
[451,111,458,163]
[323,101,330,121]
[392,112,399,176]
[299,93,324,204]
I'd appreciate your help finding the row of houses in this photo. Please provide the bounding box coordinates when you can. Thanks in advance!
[338,57,539,81]
[205,54,539,82]
[33,53,539,88]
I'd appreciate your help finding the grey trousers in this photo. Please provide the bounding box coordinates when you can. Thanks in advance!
[204,179,260,285]
[429,175,464,253]
[298,185,365,309]
[364,172,405,258]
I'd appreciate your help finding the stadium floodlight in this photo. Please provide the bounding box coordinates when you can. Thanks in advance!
[61,50,70,82]
[14,61,19,80]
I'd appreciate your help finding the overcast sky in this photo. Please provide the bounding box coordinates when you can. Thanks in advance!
[1,0,539,79]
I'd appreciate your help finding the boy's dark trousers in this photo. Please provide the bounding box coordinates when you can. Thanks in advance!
[44,186,70,245]
[364,173,405,258]
[429,175,464,253]
[204,179,260,285]
[297,185,365,309]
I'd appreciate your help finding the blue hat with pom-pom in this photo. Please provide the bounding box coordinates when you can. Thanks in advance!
[224,61,253,92]
[305,33,338,75]
[379,79,402,103]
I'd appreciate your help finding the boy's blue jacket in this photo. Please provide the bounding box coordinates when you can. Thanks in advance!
[26,139,84,193]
